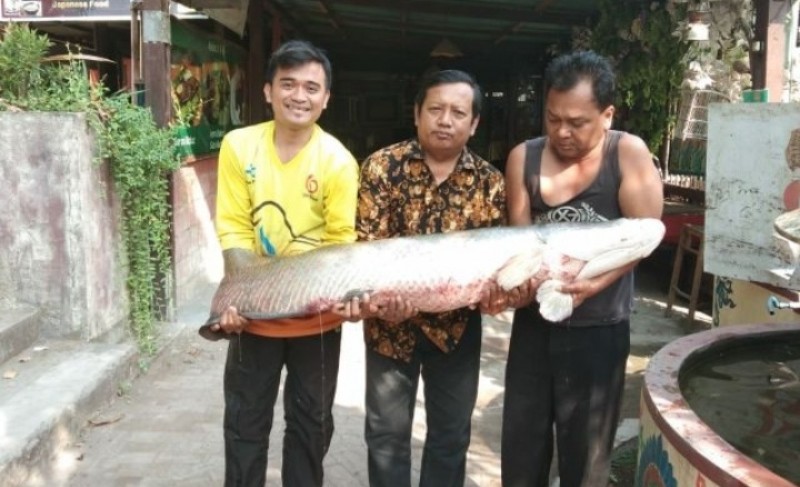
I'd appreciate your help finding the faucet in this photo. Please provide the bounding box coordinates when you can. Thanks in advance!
[766,295,800,315]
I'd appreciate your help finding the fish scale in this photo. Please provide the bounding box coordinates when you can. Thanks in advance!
[202,218,665,331]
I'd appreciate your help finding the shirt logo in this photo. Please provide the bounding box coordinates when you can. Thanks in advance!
[305,174,319,201]
[245,163,256,184]
[535,202,608,223]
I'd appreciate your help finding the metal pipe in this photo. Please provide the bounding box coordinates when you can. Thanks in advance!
[766,295,800,315]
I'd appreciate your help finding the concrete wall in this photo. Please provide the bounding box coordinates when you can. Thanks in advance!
[706,103,800,288]
[0,113,128,339]
[171,155,223,309]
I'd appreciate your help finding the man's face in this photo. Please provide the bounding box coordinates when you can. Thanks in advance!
[545,79,614,161]
[414,82,479,156]
[264,61,330,130]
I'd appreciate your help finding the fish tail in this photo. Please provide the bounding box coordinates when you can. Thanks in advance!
[198,314,226,341]
[497,246,545,290]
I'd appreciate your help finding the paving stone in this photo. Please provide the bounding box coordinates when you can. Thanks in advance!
[54,258,690,487]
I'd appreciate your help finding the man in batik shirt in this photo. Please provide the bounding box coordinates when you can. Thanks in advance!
[352,70,506,487]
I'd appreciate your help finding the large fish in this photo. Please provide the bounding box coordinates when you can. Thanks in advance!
[199,218,665,338]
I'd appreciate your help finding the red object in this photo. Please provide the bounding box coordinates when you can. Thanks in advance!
[662,212,704,246]
[783,180,800,210]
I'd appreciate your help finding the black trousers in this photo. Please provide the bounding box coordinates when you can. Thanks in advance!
[365,312,482,487]
[223,328,341,487]
[501,308,630,487]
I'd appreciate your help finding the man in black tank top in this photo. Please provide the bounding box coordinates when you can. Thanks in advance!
[501,51,663,486]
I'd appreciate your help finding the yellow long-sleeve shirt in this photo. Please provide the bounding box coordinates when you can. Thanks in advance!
[215,121,358,337]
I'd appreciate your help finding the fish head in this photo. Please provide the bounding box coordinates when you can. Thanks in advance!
[548,218,665,280]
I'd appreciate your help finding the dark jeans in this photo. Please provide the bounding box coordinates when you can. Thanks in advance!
[365,312,482,487]
[501,308,630,487]
[223,328,342,487]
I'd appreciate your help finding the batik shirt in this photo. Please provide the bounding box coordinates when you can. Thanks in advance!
[357,138,506,361]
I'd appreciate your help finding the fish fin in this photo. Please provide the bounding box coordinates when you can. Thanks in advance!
[574,248,640,280]
[496,246,545,290]
[240,311,300,320]
[197,309,318,341]
[536,280,574,322]
[571,221,665,279]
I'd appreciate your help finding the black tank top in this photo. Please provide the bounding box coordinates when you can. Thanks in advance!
[523,130,633,325]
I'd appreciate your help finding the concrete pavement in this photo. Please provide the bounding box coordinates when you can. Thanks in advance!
[49,256,705,487]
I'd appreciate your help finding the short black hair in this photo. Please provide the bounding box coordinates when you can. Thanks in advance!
[265,40,333,90]
[414,69,482,119]
[544,50,615,110]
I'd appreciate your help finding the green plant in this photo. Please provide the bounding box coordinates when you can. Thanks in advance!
[117,379,133,397]
[680,0,753,101]
[0,22,49,99]
[100,95,178,355]
[609,441,639,485]
[589,0,689,157]
[0,23,180,355]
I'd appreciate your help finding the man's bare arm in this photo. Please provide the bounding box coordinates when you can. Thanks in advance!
[503,143,540,309]
[618,134,664,220]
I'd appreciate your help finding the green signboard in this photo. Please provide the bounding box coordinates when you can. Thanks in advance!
[171,20,246,158]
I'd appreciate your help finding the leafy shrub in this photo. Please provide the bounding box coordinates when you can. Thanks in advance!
[0,23,181,354]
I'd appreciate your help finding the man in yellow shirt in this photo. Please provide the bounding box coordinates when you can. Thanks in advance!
[206,40,358,486]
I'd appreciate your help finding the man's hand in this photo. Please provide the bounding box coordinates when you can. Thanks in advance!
[558,261,638,308]
[208,305,249,336]
[377,296,419,323]
[557,278,598,309]
[505,278,539,309]
[475,281,509,315]
[333,294,419,323]
[333,294,418,324]
[204,249,261,337]
[333,294,380,322]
